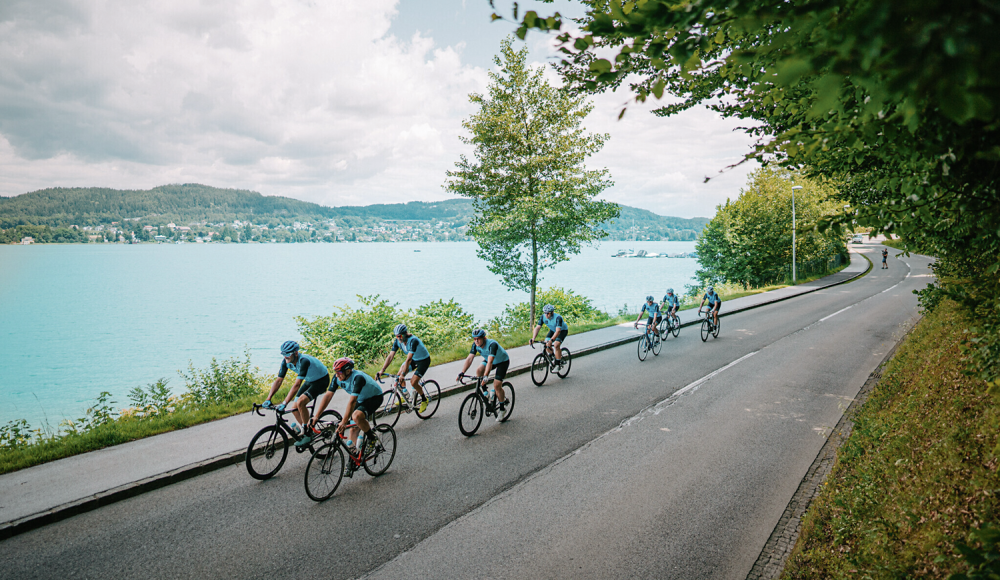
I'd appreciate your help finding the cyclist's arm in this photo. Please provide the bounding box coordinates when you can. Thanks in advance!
[338,395,358,433]
[484,354,495,377]
[264,375,284,402]
[282,377,304,405]
[457,353,475,379]
[531,324,541,342]
[398,352,414,376]
[378,349,396,375]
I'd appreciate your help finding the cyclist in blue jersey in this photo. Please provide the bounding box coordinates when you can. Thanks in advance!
[377,323,430,413]
[634,296,662,330]
[317,358,384,455]
[457,329,509,419]
[529,304,568,367]
[261,341,332,447]
[700,287,722,327]
[661,288,681,327]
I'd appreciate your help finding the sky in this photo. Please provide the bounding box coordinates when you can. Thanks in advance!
[0,0,760,218]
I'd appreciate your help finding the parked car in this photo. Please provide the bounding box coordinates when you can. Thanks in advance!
[851,234,865,244]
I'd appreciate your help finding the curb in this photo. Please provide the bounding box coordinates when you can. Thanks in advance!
[745,316,916,580]
[0,254,872,541]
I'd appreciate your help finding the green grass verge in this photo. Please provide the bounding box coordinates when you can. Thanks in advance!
[781,300,1000,578]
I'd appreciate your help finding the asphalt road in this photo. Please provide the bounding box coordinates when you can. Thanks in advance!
[3,245,928,580]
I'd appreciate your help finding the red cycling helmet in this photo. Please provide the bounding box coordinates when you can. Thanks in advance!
[332,358,354,374]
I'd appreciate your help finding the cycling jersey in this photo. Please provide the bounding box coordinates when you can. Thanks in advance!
[337,370,382,403]
[470,339,509,365]
[278,353,329,384]
[537,313,568,332]
[391,334,430,361]
[704,292,721,306]
[663,294,680,308]
[641,302,660,316]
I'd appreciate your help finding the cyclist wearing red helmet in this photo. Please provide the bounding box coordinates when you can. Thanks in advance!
[317,358,384,455]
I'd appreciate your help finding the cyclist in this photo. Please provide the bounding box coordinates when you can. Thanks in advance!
[456,329,509,420]
[326,358,384,456]
[882,247,889,269]
[529,304,568,367]
[261,341,331,448]
[700,287,722,328]
[377,323,430,413]
[634,295,661,333]
[661,288,680,328]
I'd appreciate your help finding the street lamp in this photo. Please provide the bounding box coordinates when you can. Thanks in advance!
[791,185,803,282]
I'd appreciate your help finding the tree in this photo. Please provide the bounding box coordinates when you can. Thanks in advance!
[509,0,1000,380]
[695,168,845,288]
[445,37,619,326]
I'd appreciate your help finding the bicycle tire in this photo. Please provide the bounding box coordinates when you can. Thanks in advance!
[713,316,721,338]
[556,348,572,379]
[304,442,345,501]
[363,424,397,476]
[415,379,440,419]
[671,316,680,338]
[652,332,662,356]
[458,392,484,436]
[701,319,710,342]
[530,353,549,385]
[314,410,342,444]
[637,335,649,361]
[246,425,289,480]
[497,382,515,422]
[378,389,403,428]
[658,318,669,340]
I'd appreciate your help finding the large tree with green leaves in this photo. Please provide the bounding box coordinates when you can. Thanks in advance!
[445,37,619,326]
[506,0,1000,380]
[695,168,846,288]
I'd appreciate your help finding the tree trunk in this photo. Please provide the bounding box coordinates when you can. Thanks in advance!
[530,234,538,330]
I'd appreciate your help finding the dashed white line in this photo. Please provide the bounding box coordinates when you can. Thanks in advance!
[820,305,854,322]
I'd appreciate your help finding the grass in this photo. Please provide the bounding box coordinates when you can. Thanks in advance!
[781,300,1000,578]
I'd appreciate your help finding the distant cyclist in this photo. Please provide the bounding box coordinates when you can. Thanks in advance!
[661,288,680,327]
[530,304,568,367]
[377,323,430,413]
[700,287,722,328]
[882,248,889,269]
[328,358,384,456]
[261,341,331,447]
[634,295,662,332]
[457,329,509,420]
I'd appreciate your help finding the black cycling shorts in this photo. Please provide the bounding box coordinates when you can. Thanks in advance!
[709,302,722,312]
[412,357,431,378]
[296,373,331,402]
[545,329,568,343]
[491,359,510,382]
[357,393,385,419]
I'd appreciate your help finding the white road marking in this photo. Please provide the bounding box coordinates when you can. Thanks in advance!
[820,305,853,322]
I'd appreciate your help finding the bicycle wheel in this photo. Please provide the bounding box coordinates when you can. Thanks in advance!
[713,316,721,338]
[415,379,440,419]
[658,318,669,340]
[701,319,710,342]
[530,353,549,385]
[304,443,345,501]
[377,390,403,428]
[651,332,662,356]
[637,335,649,361]
[671,316,680,338]
[458,393,484,436]
[246,426,288,480]
[556,348,572,379]
[314,410,342,444]
[497,382,516,422]
[363,424,397,476]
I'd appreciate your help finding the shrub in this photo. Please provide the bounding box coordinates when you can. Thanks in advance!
[489,287,611,335]
[180,349,266,406]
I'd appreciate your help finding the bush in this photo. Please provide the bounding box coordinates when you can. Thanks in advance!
[180,349,264,406]
[488,287,611,335]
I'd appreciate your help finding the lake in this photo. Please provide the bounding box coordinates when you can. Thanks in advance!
[0,241,697,428]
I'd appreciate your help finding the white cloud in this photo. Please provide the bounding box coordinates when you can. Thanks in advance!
[0,0,759,217]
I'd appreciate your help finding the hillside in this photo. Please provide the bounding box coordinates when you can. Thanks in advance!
[0,184,709,241]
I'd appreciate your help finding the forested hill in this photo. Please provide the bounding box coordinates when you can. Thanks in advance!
[0,183,709,239]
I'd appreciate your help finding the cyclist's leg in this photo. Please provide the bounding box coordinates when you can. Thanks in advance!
[713,303,720,325]
[410,357,430,399]
[552,329,565,360]
[544,330,555,355]
[292,379,324,429]
[492,360,509,402]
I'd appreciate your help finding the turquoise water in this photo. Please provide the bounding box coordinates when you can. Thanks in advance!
[0,241,696,427]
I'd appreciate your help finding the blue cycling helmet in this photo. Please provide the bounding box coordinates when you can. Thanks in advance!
[707,286,715,294]
[646,295,654,302]
[280,341,299,356]
[471,328,487,339]
[393,323,408,336]
[542,304,555,314]
[666,288,674,294]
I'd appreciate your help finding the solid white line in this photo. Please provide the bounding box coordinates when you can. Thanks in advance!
[881,282,901,294]
[820,305,853,322]
[673,351,758,397]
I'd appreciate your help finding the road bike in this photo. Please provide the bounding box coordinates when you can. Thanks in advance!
[699,308,722,341]
[246,402,342,480]
[456,374,515,436]
[635,321,662,361]
[374,373,441,428]
[657,310,681,340]
[529,342,572,385]
[304,419,397,501]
